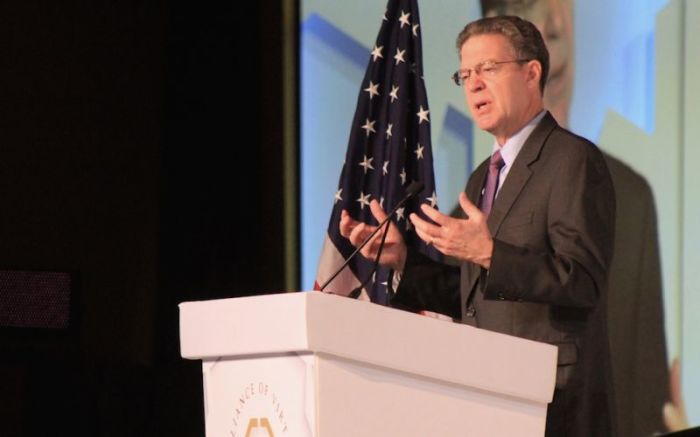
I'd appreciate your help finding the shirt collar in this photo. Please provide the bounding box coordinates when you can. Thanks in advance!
[491,110,547,169]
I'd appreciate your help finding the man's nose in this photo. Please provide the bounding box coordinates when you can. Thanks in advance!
[467,74,485,92]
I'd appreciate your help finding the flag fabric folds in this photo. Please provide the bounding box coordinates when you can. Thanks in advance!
[314,0,439,304]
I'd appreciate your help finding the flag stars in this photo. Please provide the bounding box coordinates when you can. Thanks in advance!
[417,105,430,124]
[426,191,438,207]
[356,192,371,209]
[361,118,376,136]
[385,124,393,139]
[382,160,389,175]
[359,155,375,173]
[389,85,399,102]
[364,81,380,100]
[394,48,406,65]
[380,196,385,208]
[334,188,343,204]
[398,10,411,28]
[414,143,424,159]
[371,45,383,62]
[412,24,420,36]
[396,207,405,221]
[400,168,407,185]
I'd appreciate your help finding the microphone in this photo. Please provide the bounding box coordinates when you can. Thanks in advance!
[319,180,425,295]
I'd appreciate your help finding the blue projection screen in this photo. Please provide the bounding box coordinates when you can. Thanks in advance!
[300,0,698,432]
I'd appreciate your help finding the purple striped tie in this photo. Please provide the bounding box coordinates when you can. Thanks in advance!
[480,150,505,215]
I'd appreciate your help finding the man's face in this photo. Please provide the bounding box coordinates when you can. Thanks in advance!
[459,33,542,144]
[485,0,574,126]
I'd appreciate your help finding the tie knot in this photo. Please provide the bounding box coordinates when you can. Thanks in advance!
[490,150,504,170]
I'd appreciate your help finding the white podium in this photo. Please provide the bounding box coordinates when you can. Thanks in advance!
[179,292,557,437]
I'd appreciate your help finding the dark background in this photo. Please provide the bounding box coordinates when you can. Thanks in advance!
[0,1,290,435]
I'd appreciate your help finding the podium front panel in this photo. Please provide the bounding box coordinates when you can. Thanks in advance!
[200,352,547,437]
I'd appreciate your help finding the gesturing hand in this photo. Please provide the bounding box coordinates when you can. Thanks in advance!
[409,192,494,269]
[339,200,407,272]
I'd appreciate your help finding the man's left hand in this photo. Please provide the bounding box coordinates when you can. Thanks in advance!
[409,192,494,269]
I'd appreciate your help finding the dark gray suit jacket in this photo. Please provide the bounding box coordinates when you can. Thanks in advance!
[393,112,616,436]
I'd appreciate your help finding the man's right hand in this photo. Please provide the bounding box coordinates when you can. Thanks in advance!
[339,200,407,272]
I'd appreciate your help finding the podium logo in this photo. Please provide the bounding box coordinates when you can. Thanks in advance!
[245,417,274,437]
[230,382,288,437]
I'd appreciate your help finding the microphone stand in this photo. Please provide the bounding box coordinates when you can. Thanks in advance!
[347,218,391,299]
[318,181,424,294]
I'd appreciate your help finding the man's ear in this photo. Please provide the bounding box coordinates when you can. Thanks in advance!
[527,60,543,89]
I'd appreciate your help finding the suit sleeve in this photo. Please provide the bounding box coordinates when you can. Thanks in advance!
[483,142,616,308]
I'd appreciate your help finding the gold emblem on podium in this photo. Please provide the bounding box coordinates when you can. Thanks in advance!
[244,417,274,437]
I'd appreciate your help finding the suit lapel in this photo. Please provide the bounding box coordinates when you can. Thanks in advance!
[458,159,488,302]
[466,163,488,208]
[487,112,558,235]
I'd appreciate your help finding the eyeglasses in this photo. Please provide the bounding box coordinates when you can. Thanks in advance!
[451,59,531,86]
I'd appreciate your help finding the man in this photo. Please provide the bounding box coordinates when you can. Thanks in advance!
[340,16,616,436]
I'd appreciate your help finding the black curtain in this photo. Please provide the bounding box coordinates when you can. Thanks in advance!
[0,1,289,435]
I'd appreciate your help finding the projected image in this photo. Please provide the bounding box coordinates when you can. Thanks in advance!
[479,2,682,435]
[301,0,698,434]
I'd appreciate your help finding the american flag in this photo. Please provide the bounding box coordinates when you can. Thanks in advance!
[314,0,439,304]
